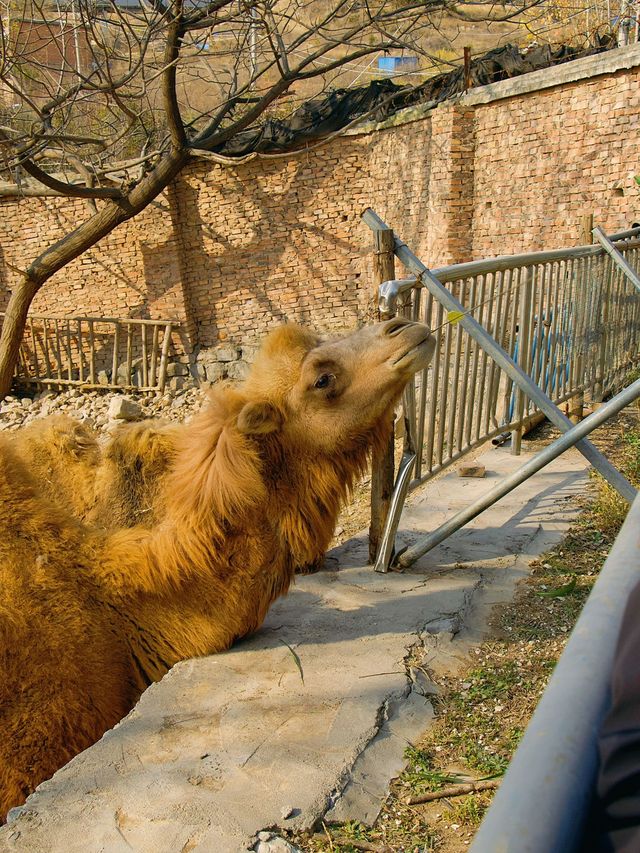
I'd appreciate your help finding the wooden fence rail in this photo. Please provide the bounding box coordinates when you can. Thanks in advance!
[3,314,181,393]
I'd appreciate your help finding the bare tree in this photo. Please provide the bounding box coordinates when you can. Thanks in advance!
[0,0,530,397]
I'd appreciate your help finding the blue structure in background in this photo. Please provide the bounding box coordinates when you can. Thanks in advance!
[377,55,419,74]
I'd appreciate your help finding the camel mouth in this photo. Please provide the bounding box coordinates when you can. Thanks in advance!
[392,332,435,370]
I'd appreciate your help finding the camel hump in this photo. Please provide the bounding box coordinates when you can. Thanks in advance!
[91,421,178,529]
[14,414,100,462]
[104,420,178,467]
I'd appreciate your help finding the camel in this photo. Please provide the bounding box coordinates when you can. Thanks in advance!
[0,318,434,820]
[12,412,178,530]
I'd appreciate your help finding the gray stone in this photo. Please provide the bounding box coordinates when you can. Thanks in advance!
[166,362,189,378]
[97,370,110,386]
[409,666,438,697]
[195,348,217,364]
[204,362,225,383]
[168,377,185,393]
[116,359,145,386]
[216,345,240,363]
[241,344,260,363]
[226,360,250,382]
[190,363,207,381]
[254,836,300,853]
[107,396,142,421]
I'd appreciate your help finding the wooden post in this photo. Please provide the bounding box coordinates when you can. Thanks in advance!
[141,325,149,389]
[88,320,96,385]
[111,321,120,386]
[29,318,40,381]
[369,227,396,563]
[157,322,173,392]
[581,213,594,246]
[463,46,472,92]
[65,320,73,381]
[150,324,159,387]
[126,322,133,386]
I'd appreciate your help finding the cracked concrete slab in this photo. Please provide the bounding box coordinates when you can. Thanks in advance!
[0,442,589,853]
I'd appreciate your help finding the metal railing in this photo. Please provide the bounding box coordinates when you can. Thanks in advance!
[365,214,640,569]
[383,236,640,484]
[8,313,180,393]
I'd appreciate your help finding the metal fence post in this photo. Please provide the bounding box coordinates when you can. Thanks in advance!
[593,225,640,293]
[511,267,533,454]
[571,216,594,418]
[592,226,640,402]
[595,258,610,403]
[369,226,396,563]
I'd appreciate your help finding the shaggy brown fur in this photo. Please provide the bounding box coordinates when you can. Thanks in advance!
[11,415,102,520]
[12,415,177,530]
[0,319,434,820]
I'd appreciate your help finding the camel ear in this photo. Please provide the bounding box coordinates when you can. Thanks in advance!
[236,401,282,435]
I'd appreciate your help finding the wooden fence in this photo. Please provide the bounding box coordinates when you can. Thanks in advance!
[7,314,181,392]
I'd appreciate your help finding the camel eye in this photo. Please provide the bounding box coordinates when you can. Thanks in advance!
[314,373,335,390]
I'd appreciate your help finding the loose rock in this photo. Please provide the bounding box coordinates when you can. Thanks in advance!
[108,396,143,421]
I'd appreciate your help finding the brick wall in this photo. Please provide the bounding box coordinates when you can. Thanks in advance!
[172,118,436,347]
[2,49,640,355]
[471,66,640,256]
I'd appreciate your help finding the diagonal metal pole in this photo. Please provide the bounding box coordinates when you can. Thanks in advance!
[362,208,636,511]
[398,377,640,566]
[593,225,640,292]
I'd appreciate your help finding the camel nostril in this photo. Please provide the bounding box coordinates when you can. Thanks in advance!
[384,318,413,337]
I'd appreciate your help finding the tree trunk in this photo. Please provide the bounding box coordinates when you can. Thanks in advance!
[0,149,188,399]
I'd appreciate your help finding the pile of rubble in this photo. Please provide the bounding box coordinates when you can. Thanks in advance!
[0,385,207,434]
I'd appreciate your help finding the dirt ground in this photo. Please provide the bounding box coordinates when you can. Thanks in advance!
[287,406,640,853]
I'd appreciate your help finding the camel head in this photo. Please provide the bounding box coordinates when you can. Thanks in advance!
[238,319,435,454]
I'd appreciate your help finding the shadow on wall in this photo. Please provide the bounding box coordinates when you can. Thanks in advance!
[21,199,186,332]
[170,145,378,349]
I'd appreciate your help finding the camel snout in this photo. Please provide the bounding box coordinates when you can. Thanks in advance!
[381,317,417,337]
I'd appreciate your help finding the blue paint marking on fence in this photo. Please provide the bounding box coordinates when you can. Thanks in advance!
[509,308,571,422]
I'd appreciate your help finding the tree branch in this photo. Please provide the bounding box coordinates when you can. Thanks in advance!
[163,0,187,148]
[20,159,123,200]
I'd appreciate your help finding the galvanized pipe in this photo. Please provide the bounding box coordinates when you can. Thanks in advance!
[607,224,640,241]
[397,377,640,566]
[378,278,416,317]
[470,490,640,853]
[372,447,416,573]
[593,225,640,292]
[362,208,636,505]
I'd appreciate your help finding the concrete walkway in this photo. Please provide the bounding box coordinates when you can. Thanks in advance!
[0,442,590,853]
